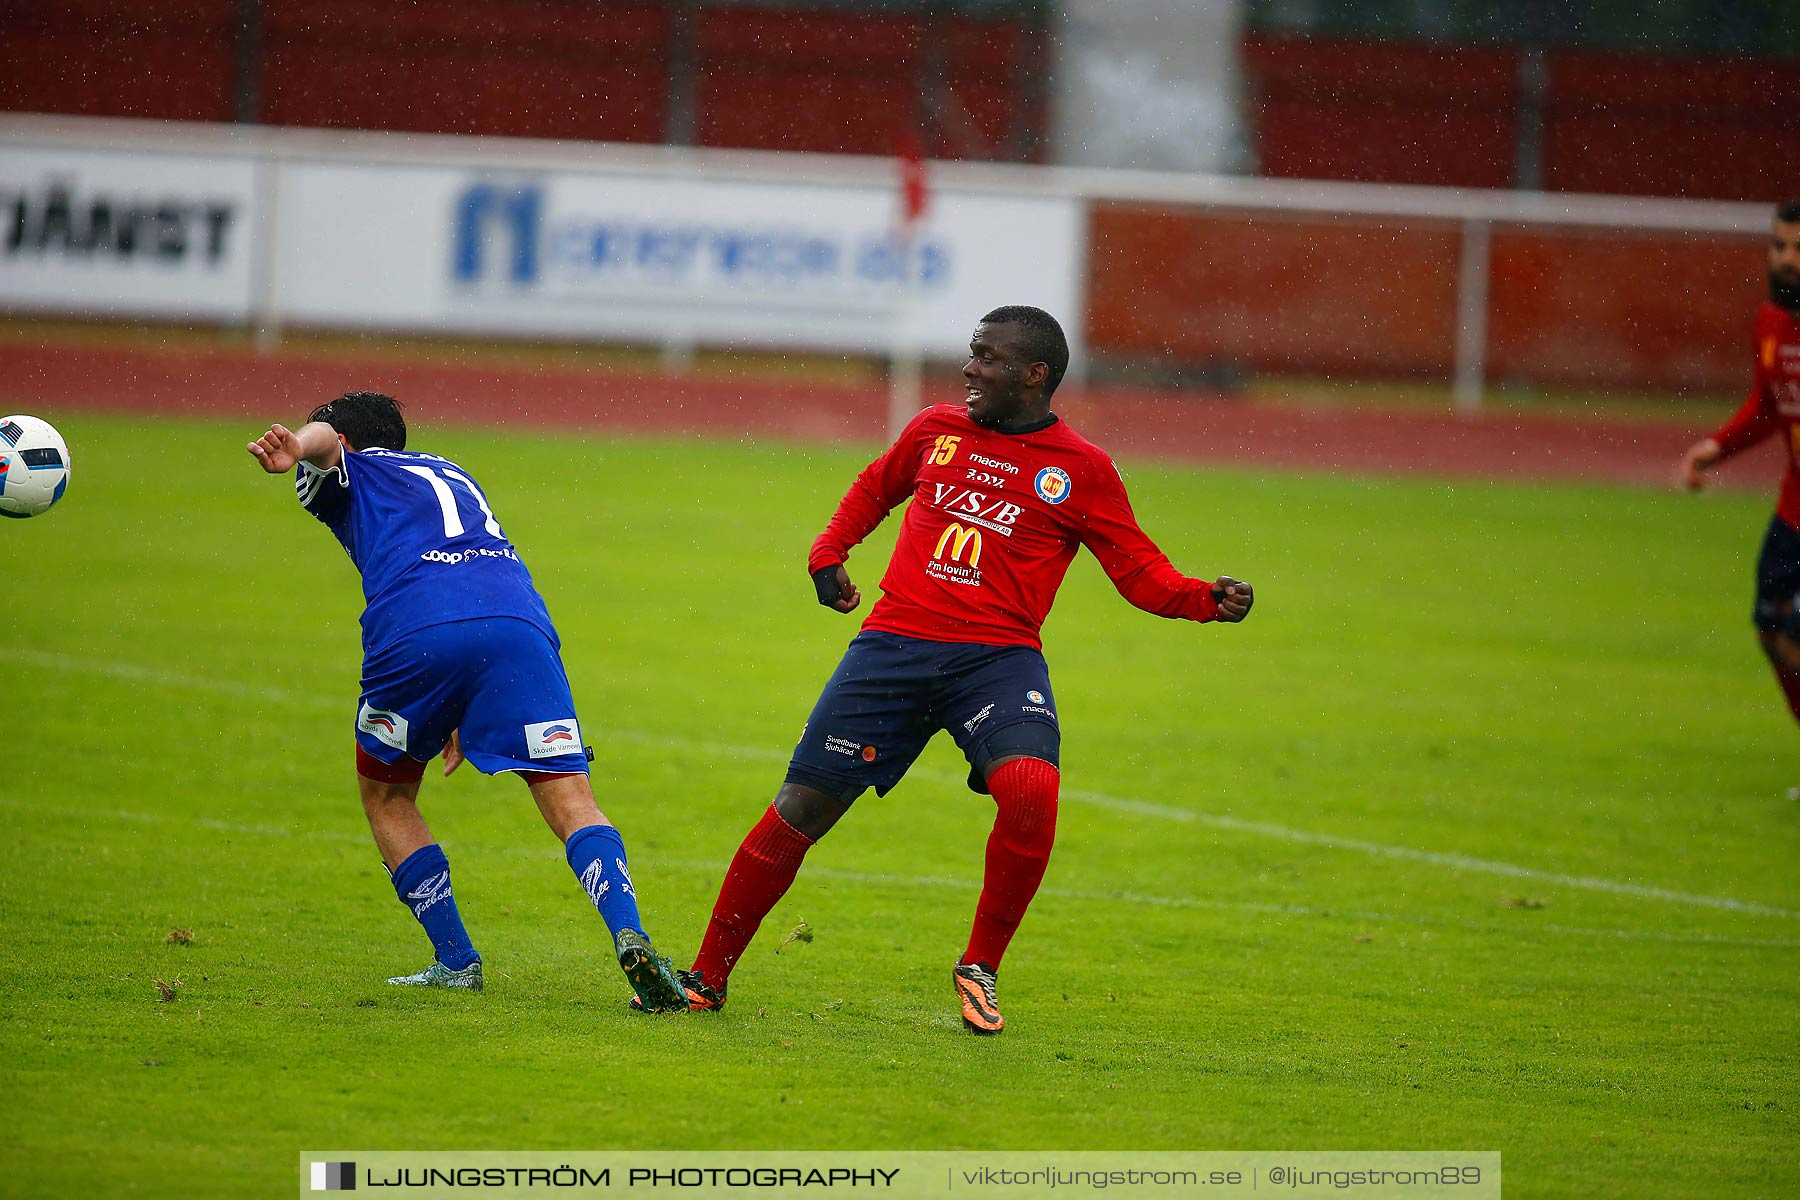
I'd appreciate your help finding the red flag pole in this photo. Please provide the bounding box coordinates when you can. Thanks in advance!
[887,132,931,439]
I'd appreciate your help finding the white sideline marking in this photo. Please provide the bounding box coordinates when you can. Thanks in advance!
[3,783,1794,949]
[769,863,1800,951]
[607,731,1800,921]
[0,647,301,703]
[11,648,1798,921]
[0,794,364,846]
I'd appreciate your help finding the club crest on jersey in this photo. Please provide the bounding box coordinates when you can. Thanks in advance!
[1027,690,1045,704]
[1034,466,1072,504]
[525,719,582,760]
[357,703,410,751]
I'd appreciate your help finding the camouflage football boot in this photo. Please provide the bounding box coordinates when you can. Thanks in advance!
[387,960,484,991]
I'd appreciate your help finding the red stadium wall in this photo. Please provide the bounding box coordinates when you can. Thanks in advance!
[1243,34,1798,203]
[1086,204,1768,393]
[1486,228,1768,391]
[1086,206,1463,377]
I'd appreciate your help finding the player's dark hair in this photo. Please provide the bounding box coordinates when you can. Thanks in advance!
[1779,199,1800,225]
[981,304,1070,398]
[309,391,406,452]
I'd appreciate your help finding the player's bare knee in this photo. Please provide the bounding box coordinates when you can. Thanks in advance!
[774,782,851,841]
[1767,630,1800,673]
[524,771,604,841]
[359,777,419,809]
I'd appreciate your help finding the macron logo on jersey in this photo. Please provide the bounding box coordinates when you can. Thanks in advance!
[525,719,581,760]
[357,703,409,751]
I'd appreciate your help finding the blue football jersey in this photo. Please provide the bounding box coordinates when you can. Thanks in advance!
[297,447,557,653]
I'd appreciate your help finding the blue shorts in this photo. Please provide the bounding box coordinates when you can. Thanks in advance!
[786,630,1061,801]
[356,616,590,775]
[1754,515,1800,638]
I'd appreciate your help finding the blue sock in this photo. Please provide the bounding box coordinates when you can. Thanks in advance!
[389,844,480,971]
[565,824,645,943]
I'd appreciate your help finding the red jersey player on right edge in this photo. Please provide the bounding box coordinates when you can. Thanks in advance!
[1681,199,1800,764]
[639,305,1254,1033]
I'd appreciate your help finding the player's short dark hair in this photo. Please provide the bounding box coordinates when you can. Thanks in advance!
[981,304,1070,397]
[309,391,406,452]
[1779,199,1800,225]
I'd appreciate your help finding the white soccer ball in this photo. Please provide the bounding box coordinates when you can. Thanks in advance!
[0,415,72,518]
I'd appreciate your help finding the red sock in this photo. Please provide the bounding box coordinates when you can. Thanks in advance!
[963,757,1059,971]
[1773,664,1800,727]
[691,805,815,987]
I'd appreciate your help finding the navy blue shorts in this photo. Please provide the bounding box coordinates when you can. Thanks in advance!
[356,616,590,776]
[785,630,1061,801]
[1754,516,1800,638]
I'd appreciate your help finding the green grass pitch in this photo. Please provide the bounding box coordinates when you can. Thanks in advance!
[3,413,1796,1198]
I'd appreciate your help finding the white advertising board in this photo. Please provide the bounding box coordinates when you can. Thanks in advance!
[277,162,1083,356]
[0,145,257,319]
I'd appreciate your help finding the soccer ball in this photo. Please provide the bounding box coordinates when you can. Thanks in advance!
[0,415,72,518]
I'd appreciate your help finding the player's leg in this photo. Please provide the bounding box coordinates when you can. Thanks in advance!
[1750,516,1800,732]
[688,632,934,1003]
[354,630,487,990]
[684,781,843,1005]
[942,648,1064,1035]
[357,750,485,989]
[521,770,686,1012]
[455,617,688,1011]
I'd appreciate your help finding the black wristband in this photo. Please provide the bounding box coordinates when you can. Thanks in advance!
[812,565,844,607]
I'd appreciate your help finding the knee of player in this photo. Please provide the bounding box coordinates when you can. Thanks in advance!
[985,756,1061,847]
[773,780,854,841]
[1762,627,1800,672]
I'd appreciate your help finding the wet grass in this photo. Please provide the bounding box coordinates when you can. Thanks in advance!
[2,414,1795,1199]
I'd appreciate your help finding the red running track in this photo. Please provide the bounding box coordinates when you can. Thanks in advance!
[0,338,1777,495]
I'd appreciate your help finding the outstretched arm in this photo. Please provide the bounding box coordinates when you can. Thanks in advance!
[246,421,343,475]
[806,410,932,615]
[1081,458,1251,625]
[1679,438,1722,492]
[1685,337,1780,491]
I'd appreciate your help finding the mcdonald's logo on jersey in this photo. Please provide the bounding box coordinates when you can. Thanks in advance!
[934,522,984,567]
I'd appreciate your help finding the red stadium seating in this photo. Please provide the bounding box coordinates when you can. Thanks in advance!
[694,7,922,157]
[1242,34,1793,203]
[260,0,669,142]
[1242,35,1520,190]
[1542,50,1800,202]
[0,0,236,123]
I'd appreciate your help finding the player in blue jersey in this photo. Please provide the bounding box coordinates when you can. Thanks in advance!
[247,391,688,1012]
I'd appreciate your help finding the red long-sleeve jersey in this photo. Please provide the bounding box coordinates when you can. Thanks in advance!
[809,404,1221,649]
[1710,301,1800,527]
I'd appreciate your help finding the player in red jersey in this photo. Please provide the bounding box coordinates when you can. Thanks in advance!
[1681,199,1800,745]
[643,306,1254,1032]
